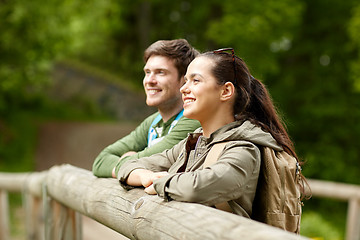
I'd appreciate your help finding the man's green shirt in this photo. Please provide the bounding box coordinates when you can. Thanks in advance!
[92,111,201,177]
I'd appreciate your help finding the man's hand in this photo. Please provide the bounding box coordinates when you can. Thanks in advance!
[122,151,137,158]
[112,151,138,178]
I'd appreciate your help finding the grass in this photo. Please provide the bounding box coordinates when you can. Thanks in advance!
[300,198,347,240]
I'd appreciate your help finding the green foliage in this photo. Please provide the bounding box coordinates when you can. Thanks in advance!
[1,1,360,238]
[207,0,304,77]
[0,94,112,173]
[204,0,360,186]
[348,4,360,91]
[0,112,36,172]
[76,0,226,84]
[272,0,360,185]
[0,0,125,115]
[301,211,343,240]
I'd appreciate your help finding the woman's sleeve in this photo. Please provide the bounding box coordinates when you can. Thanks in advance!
[117,138,187,186]
[153,142,261,206]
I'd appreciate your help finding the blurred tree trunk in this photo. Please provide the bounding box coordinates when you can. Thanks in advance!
[137,1,151,51]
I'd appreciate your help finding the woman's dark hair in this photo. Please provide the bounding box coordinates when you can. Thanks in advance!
[201,50,311,199]
[144,39,199,79]
[201,51,297,159]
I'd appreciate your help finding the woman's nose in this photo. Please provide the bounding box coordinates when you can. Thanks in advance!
[144,73,156,84]
[180,82,188,94]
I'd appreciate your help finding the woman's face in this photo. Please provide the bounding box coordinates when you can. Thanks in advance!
[180,56,224,122]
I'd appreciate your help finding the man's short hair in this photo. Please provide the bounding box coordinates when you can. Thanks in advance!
[143,39,199,78]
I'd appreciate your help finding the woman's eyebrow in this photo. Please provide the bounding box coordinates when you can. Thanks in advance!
[188,73,203,79]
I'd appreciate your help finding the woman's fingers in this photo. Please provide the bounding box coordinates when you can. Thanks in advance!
[144,184,157,195]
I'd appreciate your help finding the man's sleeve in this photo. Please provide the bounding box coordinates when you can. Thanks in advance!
[114,117,201,175]
[92,113,157,177]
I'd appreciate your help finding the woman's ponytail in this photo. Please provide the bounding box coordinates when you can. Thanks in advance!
[246,76,297,159]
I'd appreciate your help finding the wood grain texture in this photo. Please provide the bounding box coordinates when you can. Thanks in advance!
[45,164,307,240]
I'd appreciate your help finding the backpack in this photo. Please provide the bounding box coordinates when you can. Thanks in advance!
[204,143,302,234]
[251,147,302,234]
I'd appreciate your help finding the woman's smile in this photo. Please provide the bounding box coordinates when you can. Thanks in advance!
[183,97,195,108]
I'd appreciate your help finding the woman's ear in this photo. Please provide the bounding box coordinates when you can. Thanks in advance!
[220,82,235,101]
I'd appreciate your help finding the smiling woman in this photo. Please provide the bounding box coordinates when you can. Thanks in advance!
[181,56,234,136]
[118,48,302,227]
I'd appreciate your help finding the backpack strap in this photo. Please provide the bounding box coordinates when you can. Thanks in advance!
[147,113,163,147]
[203,142,233,213]
[147,110,184,147]
[203,142,228,168]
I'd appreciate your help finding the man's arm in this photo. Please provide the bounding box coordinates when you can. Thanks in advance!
[93,115,200,178]
[92,113,157,177]
[112,117,201,176]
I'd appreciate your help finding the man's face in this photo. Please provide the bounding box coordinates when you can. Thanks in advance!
[143,55,184,111]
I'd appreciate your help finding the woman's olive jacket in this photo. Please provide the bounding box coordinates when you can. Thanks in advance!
[118,120,282,218]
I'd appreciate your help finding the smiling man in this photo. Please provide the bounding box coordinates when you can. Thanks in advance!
[92,39,201,178]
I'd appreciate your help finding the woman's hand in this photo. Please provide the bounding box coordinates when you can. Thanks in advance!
[144,184,156,194]
[143,172,169,195]
[127,169,169,194]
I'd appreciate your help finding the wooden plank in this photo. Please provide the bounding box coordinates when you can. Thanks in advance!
[0,173,29,192]
[24,192,44,240]
[26,172,48,197]
[2,168,360,240]
[45,164,308,240]
[308,179,360,201]
[43,183,53,240]
[345,198,360,240]
[57,203,82,240]
[0,171,47,197]
[73,211,82,240]
[0,190,10,240]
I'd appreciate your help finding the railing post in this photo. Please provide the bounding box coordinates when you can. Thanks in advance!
[43,183,53,240]
[66,207,82,240]
[73,210,82,240]
[51,200,83,240]
[0,190,10,240]
[24,190,44,240]
[42,182,82,240]
[346,198,360,240]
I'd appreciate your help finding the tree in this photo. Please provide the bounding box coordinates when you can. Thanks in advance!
[206,0,360,185]
[0,0,123,115]
[206,0,304,78]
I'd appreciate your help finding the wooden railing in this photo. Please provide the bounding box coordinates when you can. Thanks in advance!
[0,164,359,240]
[307,179,360,240]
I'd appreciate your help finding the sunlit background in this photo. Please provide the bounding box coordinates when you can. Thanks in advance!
[1,0,360,239]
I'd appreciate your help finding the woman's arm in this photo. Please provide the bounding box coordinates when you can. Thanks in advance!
[117,138,186,188]
[153,142,261,206]
[126,169,169,188]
